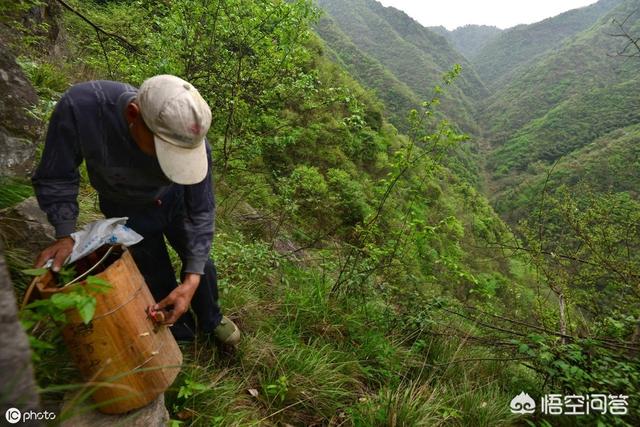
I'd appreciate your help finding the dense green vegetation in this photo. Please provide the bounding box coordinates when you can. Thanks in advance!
[430,25,502,61]
[480,0,638,144]
[315,0,487,135]
[493,123,640,221]
[477,0,640,220]
[312,2,640,423]
[489,76,640,191]
[471,0,622,87]
[314,13,420,132]
[2,0,640,425]
[314,0,491,186]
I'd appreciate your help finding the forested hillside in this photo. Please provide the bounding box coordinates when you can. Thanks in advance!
[481,0,640,217]
[315,0,640,220]
[481,0,635,141]
[489,75,640,216]
[315,0,487,134]
[430,25,503,61]
[1,0,639,426]
[471,0,622,87]
[314,14,421,131]
[494,123,640,219]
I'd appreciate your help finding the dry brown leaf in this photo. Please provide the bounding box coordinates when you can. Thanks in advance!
[175,408,195,420]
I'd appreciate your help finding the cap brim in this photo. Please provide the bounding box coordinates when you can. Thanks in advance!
[154,136,208,185]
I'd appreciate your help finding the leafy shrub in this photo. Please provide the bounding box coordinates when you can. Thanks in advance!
[286,165,329,217]
[326,168,371,226]
[17,58,69,99]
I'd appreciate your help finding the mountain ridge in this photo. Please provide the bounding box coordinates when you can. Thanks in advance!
[430,24,503,61]
[315,0,487,134]
[471,0,623,88]
[314,0,640,226]
[480,0,640,215]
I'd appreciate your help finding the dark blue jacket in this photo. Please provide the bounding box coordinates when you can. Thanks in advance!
[32,80,215,274]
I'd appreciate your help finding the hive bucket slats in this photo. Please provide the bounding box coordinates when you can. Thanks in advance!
[35,247,183,414]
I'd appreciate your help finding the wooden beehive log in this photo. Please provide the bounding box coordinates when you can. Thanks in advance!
[34,246,182,414]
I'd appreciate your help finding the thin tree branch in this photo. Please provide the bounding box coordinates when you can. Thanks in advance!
[606,9,640,58]
[425,356,533,367]
[56,0,141,54]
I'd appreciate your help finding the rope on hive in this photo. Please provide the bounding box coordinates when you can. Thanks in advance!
[64,246,116,287]
[130,339,167,371]
[20,245,117,311]
[91,284,143,321]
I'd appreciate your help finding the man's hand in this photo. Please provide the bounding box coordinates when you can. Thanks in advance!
[153,273,201,325]
[35,237,74,272]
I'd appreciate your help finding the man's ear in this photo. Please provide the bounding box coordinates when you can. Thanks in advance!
[125,101,141,125]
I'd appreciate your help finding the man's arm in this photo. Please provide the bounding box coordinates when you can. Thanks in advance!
[31,94,82,269]
[154,143,215,324]
[179,142,216,275]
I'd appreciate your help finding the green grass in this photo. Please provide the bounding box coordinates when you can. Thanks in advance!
[155,225,538,425]
[0,178,33,209]
[1,184,539,426]
[348,382,448,426]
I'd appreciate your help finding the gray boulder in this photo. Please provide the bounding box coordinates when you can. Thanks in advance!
[60,393,170,427]
[0,44,41,178]
[0,241,43,426]
[0,196,55,256]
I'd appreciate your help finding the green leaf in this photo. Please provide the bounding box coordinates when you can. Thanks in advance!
[21,267,48,276]
[185,379,207,392]
[539,351,554,363]
[20,318,36,330]
[51,293,78,311]
[77,298,97,324]
[528,333,545,344]
[28,335,55,351]
[86,276,112,292]
[57,265,77,284]
[177,386,192,400]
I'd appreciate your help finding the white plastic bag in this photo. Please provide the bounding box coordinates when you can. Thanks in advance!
[67,217,143,265]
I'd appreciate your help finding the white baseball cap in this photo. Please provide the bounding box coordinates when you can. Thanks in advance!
[137,74,212,185]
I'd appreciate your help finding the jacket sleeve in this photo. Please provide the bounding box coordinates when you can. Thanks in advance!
[31,94,82,238]
[182,143,215,274]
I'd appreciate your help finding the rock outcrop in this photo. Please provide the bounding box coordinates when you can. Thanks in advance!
[60,393,170,427]
[0,197,55,255]
[0,241,43,427]
[0,44,41,178]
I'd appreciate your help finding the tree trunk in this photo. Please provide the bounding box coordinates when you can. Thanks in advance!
[557,289,567,344]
